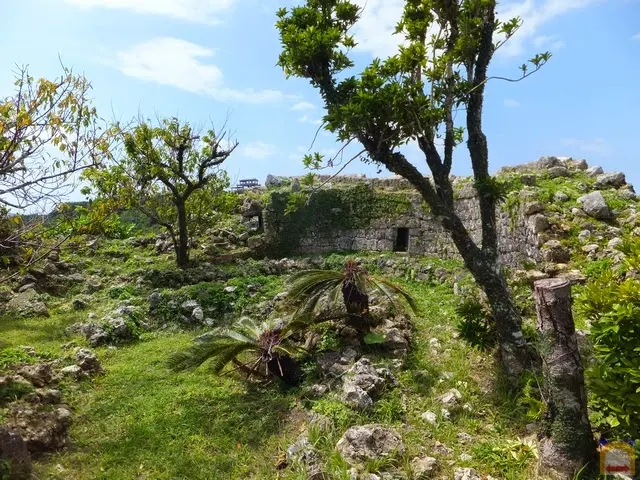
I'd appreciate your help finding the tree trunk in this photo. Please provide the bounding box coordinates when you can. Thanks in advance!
[176,201,189,268]
[442,214,540,380]
[533,278,596,478]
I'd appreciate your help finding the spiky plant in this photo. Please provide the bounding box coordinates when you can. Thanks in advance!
[168,317,304,385]
[286,259,417,332]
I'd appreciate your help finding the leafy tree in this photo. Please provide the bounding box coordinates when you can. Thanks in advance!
[84,117,237,267]
[276,0,550,380]
[0,65,112,209]
[286,259,417,336]
[578,239,640,437]
[0,65,112,279]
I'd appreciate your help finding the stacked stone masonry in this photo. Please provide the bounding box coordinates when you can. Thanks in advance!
[263,156,629,268]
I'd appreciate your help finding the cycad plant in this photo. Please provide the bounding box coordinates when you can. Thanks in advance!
[168,317,304,385]
[286,259,417,333]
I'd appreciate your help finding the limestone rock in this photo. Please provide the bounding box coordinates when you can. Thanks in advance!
[7,289,49,318]
[421,411,437,425]
[547,166,570,179]
[240,197,262,218]
[577,191,611,219]
[0,427,32,479]
[265,174,283,188]
[437,388,462,407]
[454,467,480,480]
[528,214,549,234]
[336,424,405,465]
[342,358,388,410]
[553,191,570,202]
[75,348,103,376]
[16,363,53,388]
[595,172,626,189]
[411,455,438,478]
[5,405,72,453]
[523,202,544,215]
[586,166,603,177]
[318,348,358,377]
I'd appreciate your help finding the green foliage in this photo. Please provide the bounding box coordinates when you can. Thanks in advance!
[168,317,303,385]
[0,347,36,370]
[455,295,496,351]
[515,372,546,422]
[471,437,538,478]
[286,260,417,321]
[265,184,411,254]
[311,398,356,428]
[577,240,640,436]
[84,117,235,267]
[0,65,113,210]
[0,376,34,405]
[275,0,549,171]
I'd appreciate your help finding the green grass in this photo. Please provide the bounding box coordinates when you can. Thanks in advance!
[0,244,549,479]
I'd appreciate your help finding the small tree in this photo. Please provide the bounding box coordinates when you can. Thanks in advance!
[276,0,550,380]
[85,117,237,268]
[0,65,113,278]
[0,65,112,210]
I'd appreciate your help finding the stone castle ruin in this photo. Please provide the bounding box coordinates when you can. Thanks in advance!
[246,156,634,269]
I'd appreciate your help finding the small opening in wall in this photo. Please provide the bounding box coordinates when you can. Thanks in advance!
[394,227,409,252]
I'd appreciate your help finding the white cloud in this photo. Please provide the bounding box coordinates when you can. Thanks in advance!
[291,101,315,111]
[496,0,603,58]
[350,0,600,60]
[632,32,640,40]
[114,37,288,103]
[64,0,235,24]
[532,34,566,51]
[240,141,276,159]
[561,137,612,156]
[298,115,323,125]
[504,98,521,108]
[352,0,406,58]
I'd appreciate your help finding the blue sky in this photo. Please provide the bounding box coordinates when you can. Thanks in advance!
[2,0,639,192]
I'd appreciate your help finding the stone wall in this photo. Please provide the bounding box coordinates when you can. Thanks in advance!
[291,186,541,267]
[262,176,543,268]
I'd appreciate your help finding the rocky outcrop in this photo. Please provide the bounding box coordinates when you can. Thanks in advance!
[336,424,405,465]
[0,427,32,479]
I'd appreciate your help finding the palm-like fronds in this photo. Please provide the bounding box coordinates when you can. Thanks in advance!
[167,317,304,385]
[285,260,418,320]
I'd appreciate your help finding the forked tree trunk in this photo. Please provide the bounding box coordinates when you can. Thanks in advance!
[533,278,596,478]
[176,201,189,268]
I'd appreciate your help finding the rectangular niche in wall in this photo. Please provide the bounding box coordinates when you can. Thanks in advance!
[394,227,409,252]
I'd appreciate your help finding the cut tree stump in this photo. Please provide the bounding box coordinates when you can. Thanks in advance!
[533,278,596,478]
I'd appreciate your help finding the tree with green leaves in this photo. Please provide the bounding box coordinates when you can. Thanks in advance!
[276,0,550,381]
[84,117,237,268]
[0,65,112,210]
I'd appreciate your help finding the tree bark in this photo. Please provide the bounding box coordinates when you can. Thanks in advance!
[176,200,189,268]
[533,278,596,478]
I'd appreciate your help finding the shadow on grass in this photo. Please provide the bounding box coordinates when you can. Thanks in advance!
[41,335,298,479]
[0,313,83,350]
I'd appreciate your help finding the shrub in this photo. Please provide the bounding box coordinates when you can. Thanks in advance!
[577,239,640,436]
[455,295,496,351]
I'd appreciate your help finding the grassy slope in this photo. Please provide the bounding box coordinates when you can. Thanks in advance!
[7,166,636,478]
[1,261,539,479]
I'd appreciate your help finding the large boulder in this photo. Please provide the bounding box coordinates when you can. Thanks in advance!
[336,424,405,465]
[265,174,283,188]
[595,172,626,189]
[342,358,388,410]
[6,289,49,317]
[5,405,72,453]
[240,197,262,218]
[0,427,32,479]
[577,191,611,219]
[16,363,53,388]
